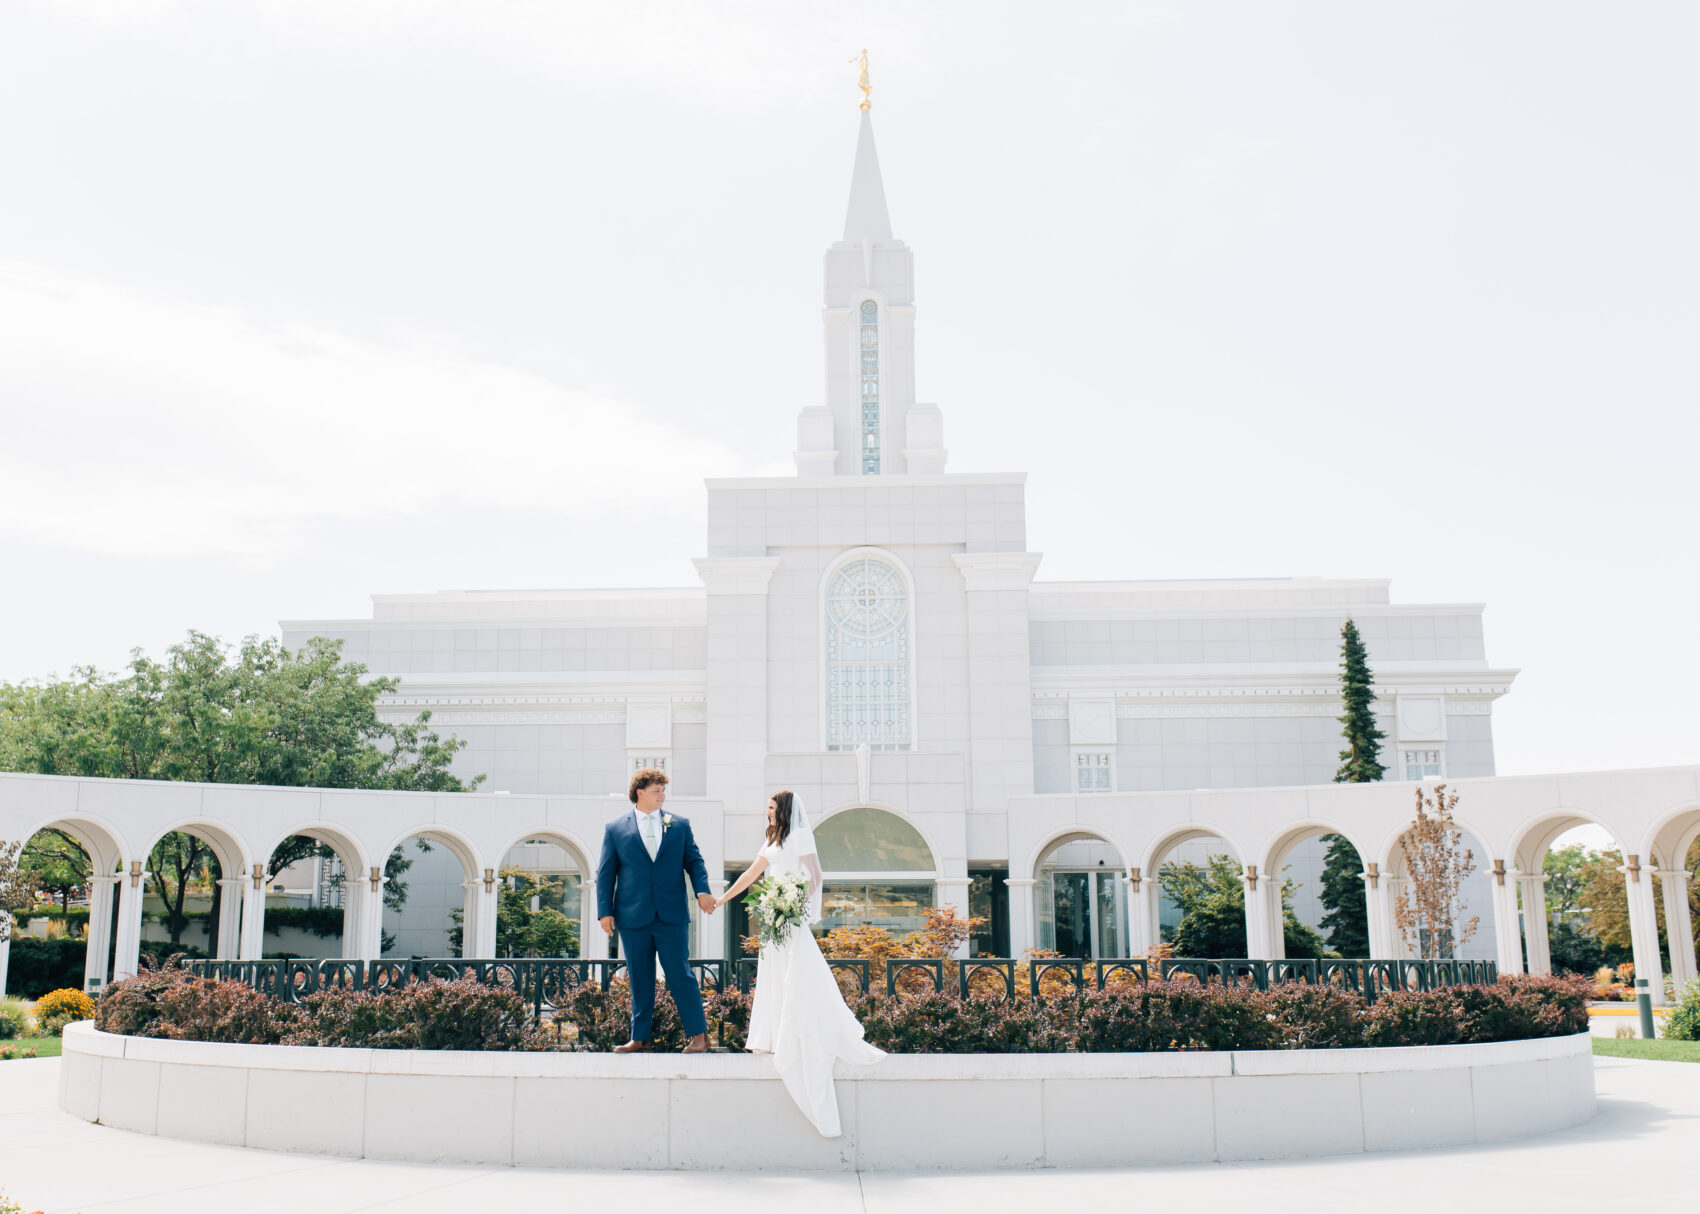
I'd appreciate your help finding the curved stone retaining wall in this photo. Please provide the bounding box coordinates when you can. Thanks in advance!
[59,1023,1595,1171]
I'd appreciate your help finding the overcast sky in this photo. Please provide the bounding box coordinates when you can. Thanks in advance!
[1,1,1695,784]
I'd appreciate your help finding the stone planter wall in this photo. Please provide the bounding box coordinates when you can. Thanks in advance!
[58,1023,1595,1171]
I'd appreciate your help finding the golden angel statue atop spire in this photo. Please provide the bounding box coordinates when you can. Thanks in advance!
[850,49,871,111]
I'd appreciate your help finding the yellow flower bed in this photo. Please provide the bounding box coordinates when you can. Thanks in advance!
[34,987,96,1021]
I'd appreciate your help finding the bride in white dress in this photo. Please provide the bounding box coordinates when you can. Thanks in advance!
[714,790,884,1136]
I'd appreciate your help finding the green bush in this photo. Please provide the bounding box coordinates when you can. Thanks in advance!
[4,938,86,998]
[1665,980,1700,1041]
[8,905,91,932]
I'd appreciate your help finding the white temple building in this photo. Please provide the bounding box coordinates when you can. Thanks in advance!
[282,110,1519,961]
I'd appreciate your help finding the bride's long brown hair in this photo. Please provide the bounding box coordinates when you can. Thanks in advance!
[765,790,795,846]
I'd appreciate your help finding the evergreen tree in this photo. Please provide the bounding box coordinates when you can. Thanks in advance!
[1316,619,1383,954]
[1318,835,1371,956]
[1334,617,1386,783]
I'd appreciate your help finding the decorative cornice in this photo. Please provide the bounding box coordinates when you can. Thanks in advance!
[692,557,783,595]
[953,552,1044,591]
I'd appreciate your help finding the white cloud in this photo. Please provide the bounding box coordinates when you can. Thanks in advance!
[0,261,767,562]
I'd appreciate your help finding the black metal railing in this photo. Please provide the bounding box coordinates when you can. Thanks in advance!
[182,955,1497,1014]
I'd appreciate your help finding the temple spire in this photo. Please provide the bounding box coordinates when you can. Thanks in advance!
[842,110,893,243]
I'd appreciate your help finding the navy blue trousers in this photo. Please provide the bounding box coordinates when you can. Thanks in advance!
[618,919,707,1040]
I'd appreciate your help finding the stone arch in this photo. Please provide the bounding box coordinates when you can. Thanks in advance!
[1646,801,1700,993]
[14,813,128,990]
[1143,825,1245,958]
[255,823,376,962]
[490,826,596,960]
[379,823,484,960]
[1256,821,1375,961]
[140,817,253,963]
[1028,828,1130,959]
[1379,807,1499,965]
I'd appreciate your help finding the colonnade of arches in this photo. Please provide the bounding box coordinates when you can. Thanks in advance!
[1007,802,1700,1004]
[7,813,611,989]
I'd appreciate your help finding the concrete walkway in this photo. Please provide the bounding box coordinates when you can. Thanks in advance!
[1,1054,1694,1213]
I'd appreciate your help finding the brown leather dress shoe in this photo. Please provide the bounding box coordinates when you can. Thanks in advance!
[612,1039,652,1054]
[682,1033,709,1054]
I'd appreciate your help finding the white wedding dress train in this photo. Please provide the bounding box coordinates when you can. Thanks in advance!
[744,827,883,1137]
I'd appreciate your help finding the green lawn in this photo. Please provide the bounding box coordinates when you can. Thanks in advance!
[1593,1036,1700,1063]
[0,1036,63,1058]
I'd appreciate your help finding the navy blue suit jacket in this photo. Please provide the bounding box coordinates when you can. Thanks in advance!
[596,810,712,929]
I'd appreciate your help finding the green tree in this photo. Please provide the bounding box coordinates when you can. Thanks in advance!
[1,631,483,954]
[19,829,93,912]
[1318,835,1371,957]
[1333,618,1386,784]
[448,867,580,958]
[1543,844,1594,921]
[0,631,479,792]
[1159,854,1333,959]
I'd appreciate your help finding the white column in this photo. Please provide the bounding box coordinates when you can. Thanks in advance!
[112,868,147,980]
[339,882,362,960]
[1005,878,1037,958]
[214,878,245,960]
[238,874,268,961]
[934,876,973,958]
[1657,868,1696,993]
[580,879,607,961]
[1125,873,1152,956]
[1622,855,1667,1005]
[1517,873,1553,976]
[1490,865,1524,973]
[1363,870,1393,959]
[352,867,385,961]
[460,880,496,959]
[1242,867,1278,960]
[83,875,120,991]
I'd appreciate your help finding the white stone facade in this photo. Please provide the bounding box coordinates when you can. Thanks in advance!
[270,113,1521,960]
[7,114,1693,998]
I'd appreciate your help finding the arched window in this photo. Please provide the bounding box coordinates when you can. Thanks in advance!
[815,806,935,936]
[816,806,934,871]
[824,551,912,750]
[859,299,880,474]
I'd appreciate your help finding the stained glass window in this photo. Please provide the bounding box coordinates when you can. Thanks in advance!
[825,553,911,750]
[859,299,880,474]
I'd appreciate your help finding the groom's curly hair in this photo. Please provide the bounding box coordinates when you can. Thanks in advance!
[628,767,669,803]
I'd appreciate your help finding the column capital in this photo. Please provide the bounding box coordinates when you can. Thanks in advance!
[933,876,973,888]
[692,556,782,595]
[1004,878,1038,888]
[216,877,248,888]
[1655,869,1692,880]
[88,874,122,886]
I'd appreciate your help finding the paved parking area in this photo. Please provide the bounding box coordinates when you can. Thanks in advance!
[0,1054,1694,1212]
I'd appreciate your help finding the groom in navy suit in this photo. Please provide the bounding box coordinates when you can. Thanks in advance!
[596,768,716,1053]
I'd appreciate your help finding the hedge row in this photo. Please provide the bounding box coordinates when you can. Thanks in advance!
[3,939,208,999]
[93,969,1591,1053]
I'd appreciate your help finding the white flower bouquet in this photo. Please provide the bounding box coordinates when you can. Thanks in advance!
[745,870,812,948]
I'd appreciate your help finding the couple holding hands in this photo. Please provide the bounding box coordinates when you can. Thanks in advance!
[595,768,882,1136]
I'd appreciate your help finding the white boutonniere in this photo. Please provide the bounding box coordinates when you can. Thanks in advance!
[662,813,675,834]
